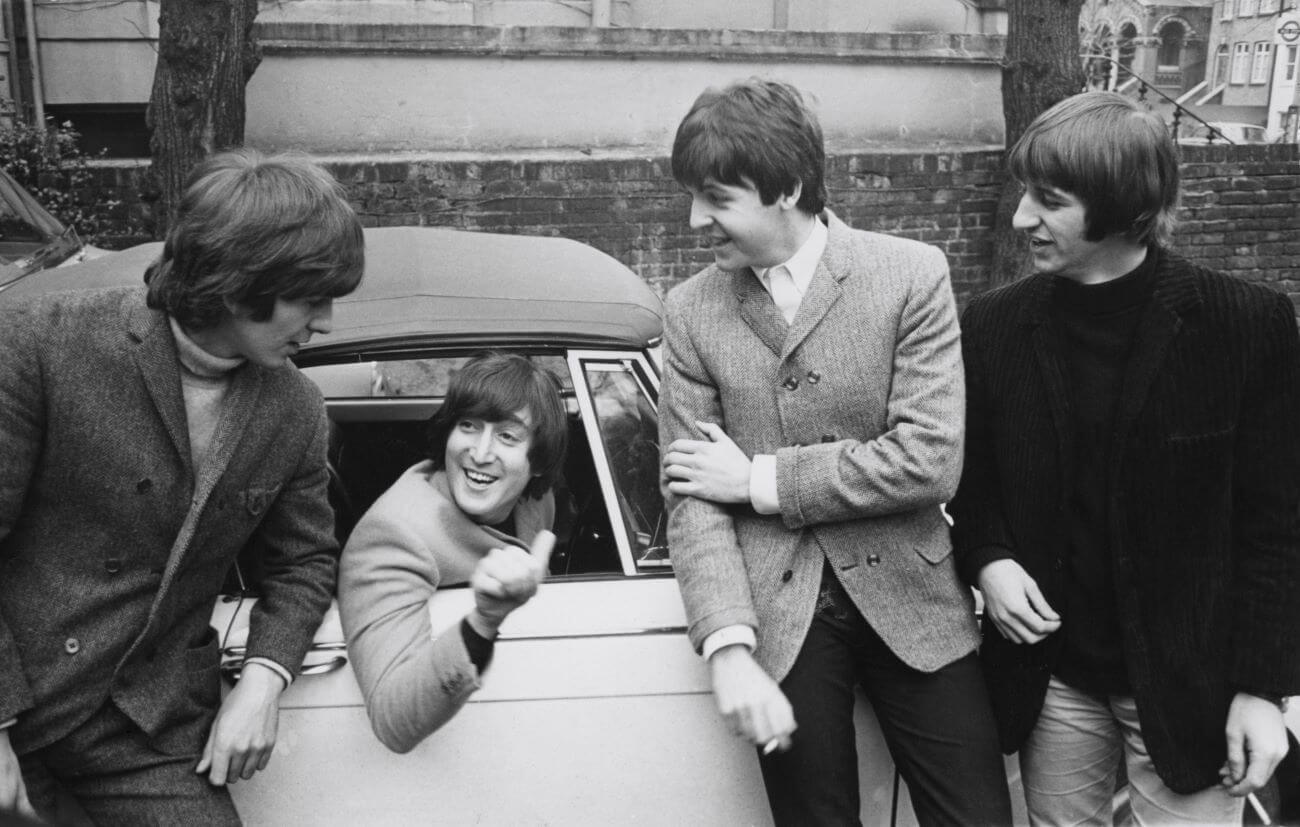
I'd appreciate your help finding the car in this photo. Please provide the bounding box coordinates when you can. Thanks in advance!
[0,166,105,293]
[1177,120,1278,146]
[4,225,1026,826]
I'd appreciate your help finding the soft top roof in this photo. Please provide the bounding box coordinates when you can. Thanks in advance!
[3,226,664,354]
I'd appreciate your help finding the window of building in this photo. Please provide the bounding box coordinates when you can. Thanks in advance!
[44,105,150,159]
[1231,42,1253,83]
[1259,0,1280,12]
[1252,42,1273,84]
[1221,0,1233,20]
[1214,42,1231,85]
[1118,22,1139,76]
[1237,0,1258,16]
[1285,44,1298,83]
[1158,22,1185,69]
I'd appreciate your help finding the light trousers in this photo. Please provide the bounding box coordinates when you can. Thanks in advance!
[1021,676,1243,827]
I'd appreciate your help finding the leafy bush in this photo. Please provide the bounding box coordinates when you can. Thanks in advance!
[0,119,118,242]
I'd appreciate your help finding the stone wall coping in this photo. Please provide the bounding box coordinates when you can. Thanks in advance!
[88,144,1009,169]
[255,22,1006,65]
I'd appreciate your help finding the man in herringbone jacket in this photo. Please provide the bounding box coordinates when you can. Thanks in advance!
[659,78,1010,826]
[949,91,1300,825]
[0,151,364,824]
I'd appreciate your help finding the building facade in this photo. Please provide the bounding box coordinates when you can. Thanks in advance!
[3,0,1009,157]
[1080,0,1215,96]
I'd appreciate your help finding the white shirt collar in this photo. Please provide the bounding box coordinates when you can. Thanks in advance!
[757,216,827,298]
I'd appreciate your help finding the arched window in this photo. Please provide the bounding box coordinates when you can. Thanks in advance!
[1157,21,1184,69]
[1117,22,1139,76]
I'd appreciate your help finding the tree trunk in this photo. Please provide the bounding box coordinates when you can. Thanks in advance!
[147,0,261,238]
[988,0,1085,287]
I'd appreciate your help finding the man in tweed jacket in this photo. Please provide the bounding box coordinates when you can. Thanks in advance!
[0,151,364,823]
[659,79,1010,826]
[948,91,1300,824]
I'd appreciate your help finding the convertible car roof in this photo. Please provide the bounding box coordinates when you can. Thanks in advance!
[3,226,664,354]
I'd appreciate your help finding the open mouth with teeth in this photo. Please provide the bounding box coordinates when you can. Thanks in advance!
[463,468,498,486]
[1028,237,1052,249]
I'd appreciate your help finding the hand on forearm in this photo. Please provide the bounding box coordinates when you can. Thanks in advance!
[663,421,752,504]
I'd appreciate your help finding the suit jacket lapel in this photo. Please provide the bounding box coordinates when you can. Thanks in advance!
[1110,251,1199,455]
[782,214,845,360]
[192,364,264,513]
[734,269,789,356]
[128,302,193,477]
[1020,276,1076,496]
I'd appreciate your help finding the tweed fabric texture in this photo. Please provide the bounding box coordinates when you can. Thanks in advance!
[0,286,338,755]
[660,211,978,682]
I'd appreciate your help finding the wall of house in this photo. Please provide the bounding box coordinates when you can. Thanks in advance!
[85,142,1300,312]
[236,0,1004,34]
[247,26,1004,154]
[25,0,1006,156]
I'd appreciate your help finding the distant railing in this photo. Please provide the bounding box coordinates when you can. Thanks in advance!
[1082,53,1232,144]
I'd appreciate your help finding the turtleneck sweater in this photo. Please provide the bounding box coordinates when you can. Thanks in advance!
[168,318,243,477]
[1050,249,1158,695]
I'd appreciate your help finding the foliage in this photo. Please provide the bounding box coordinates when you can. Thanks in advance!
[0,119,118,242]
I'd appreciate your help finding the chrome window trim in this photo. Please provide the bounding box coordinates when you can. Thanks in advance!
[567,349,662,577]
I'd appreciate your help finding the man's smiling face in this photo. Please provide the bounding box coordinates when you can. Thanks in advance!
[685,177,792,273]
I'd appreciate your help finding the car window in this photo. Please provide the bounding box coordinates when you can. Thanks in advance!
[222,352,627,595]
[573,356,668,573]
[306,355,573,398]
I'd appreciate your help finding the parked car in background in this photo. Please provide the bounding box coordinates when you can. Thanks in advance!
[4,225,1020,826]
[0,167,104,292]
[1177,120,1279,146]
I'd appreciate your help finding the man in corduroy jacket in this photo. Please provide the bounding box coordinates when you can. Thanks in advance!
[949,91,1300,824]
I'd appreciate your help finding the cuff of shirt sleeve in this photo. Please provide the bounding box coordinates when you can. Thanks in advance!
[460,618,496,673]
[244,657,293,689]
[749,454,780,515]
[0,718,14,730]
[702,625,757,661]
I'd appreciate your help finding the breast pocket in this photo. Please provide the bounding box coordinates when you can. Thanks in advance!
[240,484,283,519]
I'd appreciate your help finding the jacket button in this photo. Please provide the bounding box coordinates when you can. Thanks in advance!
[104,558,122,574]
[807,370,821,384]
[64,638,81,655]
[781,376,799,391]
[821,434,836,443]
[1054,559,1064,571]
[781,570,794,583]
[136,478,152,494]
[866,555,881,566]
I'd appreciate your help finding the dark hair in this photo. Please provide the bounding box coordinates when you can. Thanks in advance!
[145,149,365,328]
[1008,91,1179,246]
[671,78,828,215]
[427,352,568,501]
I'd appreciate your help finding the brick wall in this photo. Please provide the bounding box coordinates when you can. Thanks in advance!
[87,142,1299,310]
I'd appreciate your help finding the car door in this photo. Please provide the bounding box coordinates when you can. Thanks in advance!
[214,348,914,826]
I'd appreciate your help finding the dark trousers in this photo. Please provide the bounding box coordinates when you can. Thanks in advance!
[758,568,1011,827]
[19,701,240,827]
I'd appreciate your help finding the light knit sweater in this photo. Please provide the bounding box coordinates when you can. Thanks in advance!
[338,461,553,753]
